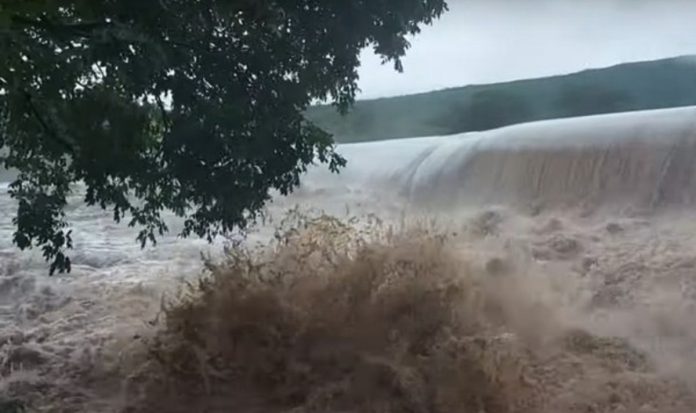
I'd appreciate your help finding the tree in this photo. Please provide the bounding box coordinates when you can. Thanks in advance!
[433,89,533,134]
[458,90,533,132]
[0,0,448,274]
[555,83,634,117]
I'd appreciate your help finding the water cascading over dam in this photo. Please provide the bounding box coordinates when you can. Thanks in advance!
[303,106,696,212]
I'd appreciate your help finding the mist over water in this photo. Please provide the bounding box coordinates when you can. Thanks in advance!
[3,107,696,411]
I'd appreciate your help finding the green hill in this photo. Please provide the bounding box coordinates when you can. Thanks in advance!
[307,56,696,143]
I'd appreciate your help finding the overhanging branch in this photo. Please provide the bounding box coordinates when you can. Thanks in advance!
[23,92,75,154]
[11,15,110,38]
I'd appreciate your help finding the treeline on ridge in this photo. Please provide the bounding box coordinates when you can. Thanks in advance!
[307,56,696,142]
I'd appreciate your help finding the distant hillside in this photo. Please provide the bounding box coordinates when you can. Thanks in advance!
[307,56,696,143]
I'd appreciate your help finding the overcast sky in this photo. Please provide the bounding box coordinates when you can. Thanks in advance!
[356,0,696,100]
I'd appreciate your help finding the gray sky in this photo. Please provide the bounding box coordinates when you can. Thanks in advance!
[356,0,696,100]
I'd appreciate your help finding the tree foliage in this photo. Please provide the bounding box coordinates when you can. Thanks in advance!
[0,0,448,274]
[555,84,634,117]
[436,90,534,134]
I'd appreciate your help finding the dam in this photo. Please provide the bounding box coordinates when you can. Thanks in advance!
[303,105,696,211]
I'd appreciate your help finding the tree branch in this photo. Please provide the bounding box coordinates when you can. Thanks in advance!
[156,95,171,127]
[11,15,110,38]
[23,92,75,154]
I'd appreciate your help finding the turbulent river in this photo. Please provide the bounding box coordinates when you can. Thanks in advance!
[3,107,696,412]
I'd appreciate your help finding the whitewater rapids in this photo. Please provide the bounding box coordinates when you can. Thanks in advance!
[3,106,696,411]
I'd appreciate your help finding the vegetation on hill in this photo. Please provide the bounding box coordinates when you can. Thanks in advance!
[307,56,696,142]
